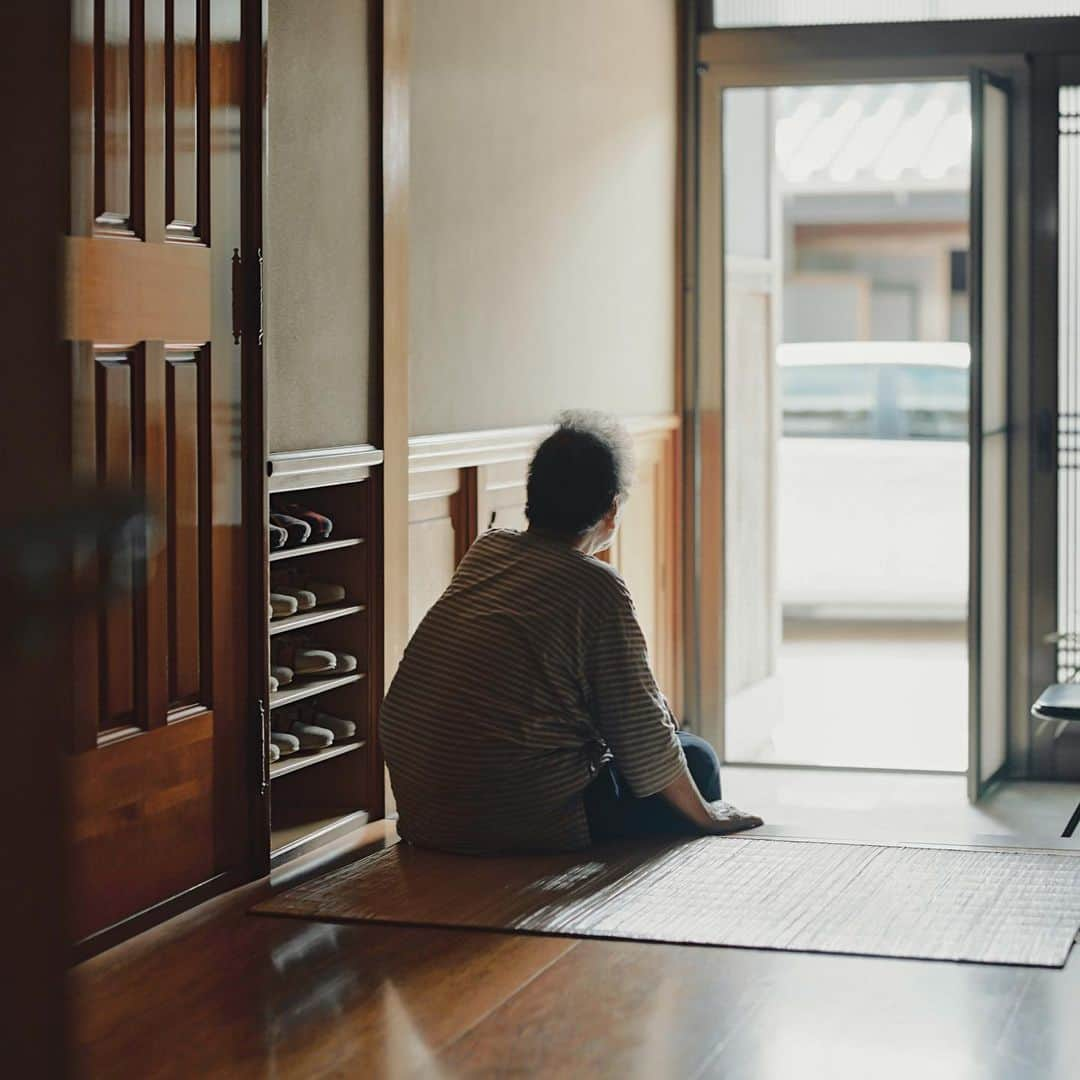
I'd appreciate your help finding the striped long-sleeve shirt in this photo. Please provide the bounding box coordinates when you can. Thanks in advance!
[380,529,686,853]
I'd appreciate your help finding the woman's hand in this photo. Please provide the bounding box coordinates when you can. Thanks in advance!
[704,800,763,835]
[658,768,763,835]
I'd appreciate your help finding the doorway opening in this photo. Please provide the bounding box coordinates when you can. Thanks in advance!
[722,81,972,772]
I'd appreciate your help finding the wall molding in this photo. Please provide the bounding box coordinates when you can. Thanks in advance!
[405,413,683,711]
[268,444,384,492]
[408,414,680,473]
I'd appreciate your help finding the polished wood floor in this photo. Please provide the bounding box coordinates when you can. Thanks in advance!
[73,818,1080,1079]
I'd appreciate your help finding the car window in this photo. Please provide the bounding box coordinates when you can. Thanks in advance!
[780,363,877,438]
[892,365,968,440]
[781,360,969,440]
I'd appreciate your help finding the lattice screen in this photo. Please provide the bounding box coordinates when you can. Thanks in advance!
[1059,86,1080,682]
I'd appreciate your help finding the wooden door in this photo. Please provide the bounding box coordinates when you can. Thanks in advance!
[67,0,255,945]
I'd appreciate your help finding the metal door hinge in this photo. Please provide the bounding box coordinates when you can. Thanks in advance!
[232,249,243,344]
[255,248,264,347]
[256,696,269,796]
[231,248,264,345]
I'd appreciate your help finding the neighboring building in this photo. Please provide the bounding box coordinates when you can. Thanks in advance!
[776,82,971,344]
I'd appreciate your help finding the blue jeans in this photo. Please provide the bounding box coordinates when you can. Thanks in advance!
[584,731,722,843]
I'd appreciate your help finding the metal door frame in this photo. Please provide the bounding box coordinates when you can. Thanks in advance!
[684,12,1064,783]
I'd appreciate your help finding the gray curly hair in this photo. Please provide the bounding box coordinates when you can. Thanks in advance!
[525,410,635,536]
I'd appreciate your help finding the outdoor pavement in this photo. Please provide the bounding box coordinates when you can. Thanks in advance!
[725,618,968,772]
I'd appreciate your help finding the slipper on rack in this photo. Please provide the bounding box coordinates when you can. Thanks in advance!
[281,504,334,540]
[269,521,288,551]
[304,642,358,674]
[268,742,281,764]
[303,581,347,605]
[273,586,318,612]
[270,592,300,619]
[330,650,358,674]
[270,731,300,757]
[272,709,334,749]
[307,706,356,740]
[272,664,294,687]
[269,673,279,693]
[270,513,311,548]
[275,644,337,676]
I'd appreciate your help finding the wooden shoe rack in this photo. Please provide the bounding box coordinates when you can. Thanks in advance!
[265,446,385,867]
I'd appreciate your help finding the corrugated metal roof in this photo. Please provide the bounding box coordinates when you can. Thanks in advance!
[776,83,971,193]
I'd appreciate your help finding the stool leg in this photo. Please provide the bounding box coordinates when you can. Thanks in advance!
[1064,799,1080,839]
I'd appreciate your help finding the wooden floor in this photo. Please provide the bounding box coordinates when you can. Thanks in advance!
[72,811,1080,1080]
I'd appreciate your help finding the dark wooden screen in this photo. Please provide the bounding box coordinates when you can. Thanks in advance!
[67,0,252,944]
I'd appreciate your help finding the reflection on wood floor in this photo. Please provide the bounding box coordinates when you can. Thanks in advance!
[71,820,1080,1079]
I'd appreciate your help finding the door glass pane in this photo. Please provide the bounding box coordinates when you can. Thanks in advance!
[724,82,970,773]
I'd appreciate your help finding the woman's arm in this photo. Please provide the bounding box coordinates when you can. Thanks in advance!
[658,767,763,835]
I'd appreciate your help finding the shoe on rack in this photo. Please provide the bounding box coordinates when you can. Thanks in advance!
[303,581,347,605]
[270,731,300,757]
[272,709,334,749]
[281,504,333,541]
[275,643,337,676]
[270,592,300,619]
[305,642,357,674]
[270,513,311,548]
[273,585,317,612]
[269,521,288,551]
[272,664,294,687]
[307,706,356,740]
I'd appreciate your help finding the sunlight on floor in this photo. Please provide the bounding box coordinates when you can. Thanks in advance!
[722,767,1080,847]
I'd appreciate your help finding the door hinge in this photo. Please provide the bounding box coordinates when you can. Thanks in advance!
[232,248,243,344]
[256,696,269,796]
[231,248,264,345]
[255,248,264,346]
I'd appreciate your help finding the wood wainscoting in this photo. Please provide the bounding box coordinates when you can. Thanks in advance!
[407,416,681,712]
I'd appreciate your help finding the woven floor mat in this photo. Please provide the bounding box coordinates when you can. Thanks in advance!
[254,836,1080,967]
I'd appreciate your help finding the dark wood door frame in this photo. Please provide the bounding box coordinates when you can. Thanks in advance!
[0,3,72,1072]
[682,13,1077,776]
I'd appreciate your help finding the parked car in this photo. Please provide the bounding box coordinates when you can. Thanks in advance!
[778,341,970,619]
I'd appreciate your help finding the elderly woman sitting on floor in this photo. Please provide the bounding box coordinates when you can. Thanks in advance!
[381,410,762,854]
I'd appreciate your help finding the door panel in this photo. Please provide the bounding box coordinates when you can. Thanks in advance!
[165,347,206,706]
[68,0,250,943]
[969,71,1011,799]
[96,350,139,732]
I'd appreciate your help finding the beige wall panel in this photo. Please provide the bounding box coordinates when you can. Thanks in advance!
[407,422,678,710]
[610,431,676,702]
[409,0,677,436]
[266,0,372,453]
[408,469,462,635]
[477,459,529,533]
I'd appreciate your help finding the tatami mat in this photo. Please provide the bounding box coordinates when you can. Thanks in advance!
[254,836,1080,967]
